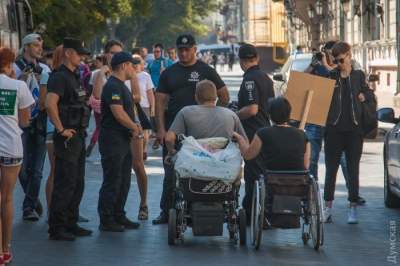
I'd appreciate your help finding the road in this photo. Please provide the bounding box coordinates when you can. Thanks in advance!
[10,69,400,266]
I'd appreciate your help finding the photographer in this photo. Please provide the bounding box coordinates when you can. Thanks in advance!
[305,41,366,206]
[14,33,51,221]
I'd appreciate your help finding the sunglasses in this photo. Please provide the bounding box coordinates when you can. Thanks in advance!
[334,54,348,64]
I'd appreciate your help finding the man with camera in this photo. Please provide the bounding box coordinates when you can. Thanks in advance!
[305,41,366,206]
[14,33,51,221]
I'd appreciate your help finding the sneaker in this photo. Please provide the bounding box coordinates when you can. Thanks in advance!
[70,225,93,237]
[323,207,332,223]
[152,212,168,225]
[357,196,366,206]
[3,252,12,263]
[35,200,43,217]
[49,229,76,241]
[23,209,39,222]
[0,255,4,266]
[347,206,358,224]
[78,215,89,223]
[116,216,140,229]
[99,222,125,232]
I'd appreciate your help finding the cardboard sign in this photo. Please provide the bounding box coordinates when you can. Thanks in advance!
[284,71,336,127]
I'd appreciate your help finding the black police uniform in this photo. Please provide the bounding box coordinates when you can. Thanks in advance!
[47,65,91,235]
[98,76,135,225]
[237,64,275,217]
[156,60,225,216]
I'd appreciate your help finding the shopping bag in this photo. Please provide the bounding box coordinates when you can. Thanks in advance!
[174,136,242,183]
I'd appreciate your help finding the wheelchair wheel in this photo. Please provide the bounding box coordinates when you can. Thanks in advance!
[168,209,177,245]
[251,178,265,250]
[309,179,323,250]
[239,208,247,246]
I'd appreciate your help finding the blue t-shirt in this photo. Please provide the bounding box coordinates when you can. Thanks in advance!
[148,57,173,88]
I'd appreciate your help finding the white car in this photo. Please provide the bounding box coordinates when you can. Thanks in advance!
[272,53,313,96]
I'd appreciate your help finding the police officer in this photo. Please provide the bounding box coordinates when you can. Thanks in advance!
[236,44,275,218]
[97,52,142,232]
[46,38,92,241]
[153,34,230,224]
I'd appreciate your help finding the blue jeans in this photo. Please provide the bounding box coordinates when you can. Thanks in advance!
[305,124,350,181]
[19,127,47,211]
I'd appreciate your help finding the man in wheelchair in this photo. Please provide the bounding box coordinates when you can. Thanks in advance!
[164,79,248,156]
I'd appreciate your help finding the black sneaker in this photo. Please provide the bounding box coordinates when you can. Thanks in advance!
[99,222,125,232]
[116,216,140,229]
[35,200,43,217]
[357,196,366,206]
[23,209,39,222]
[49,230,76,241]
[70,225,92,237]
[152,213,168,225]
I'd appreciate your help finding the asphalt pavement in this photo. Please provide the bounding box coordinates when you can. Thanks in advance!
[9,69,400,266]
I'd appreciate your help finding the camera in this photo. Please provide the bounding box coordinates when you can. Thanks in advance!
[23,63,43,75]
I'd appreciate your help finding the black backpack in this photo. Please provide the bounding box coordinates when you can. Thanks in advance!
[361,91,378,139]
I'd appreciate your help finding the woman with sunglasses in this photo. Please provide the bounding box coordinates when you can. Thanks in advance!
[323,42,374,224]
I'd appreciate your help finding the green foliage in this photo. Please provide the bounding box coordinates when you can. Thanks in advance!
[30,0,218,49]
[31,0,133,47]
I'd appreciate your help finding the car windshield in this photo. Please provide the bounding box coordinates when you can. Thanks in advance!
[291,58,312,72]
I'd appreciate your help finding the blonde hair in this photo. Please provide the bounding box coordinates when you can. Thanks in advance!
[195,80,217,104]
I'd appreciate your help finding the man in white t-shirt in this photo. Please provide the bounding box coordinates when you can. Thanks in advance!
[13,33,51,221]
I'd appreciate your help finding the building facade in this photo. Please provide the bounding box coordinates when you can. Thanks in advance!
[284,0,397,95]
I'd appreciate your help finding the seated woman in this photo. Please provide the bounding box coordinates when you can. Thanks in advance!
[233,97,310,171]
[165,79,248,156]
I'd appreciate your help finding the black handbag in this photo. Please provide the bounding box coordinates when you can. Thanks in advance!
[361,92,378,139]
[135,103,152,130]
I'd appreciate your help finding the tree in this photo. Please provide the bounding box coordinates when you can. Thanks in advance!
[116,0,218,49]
[30,0,132,47]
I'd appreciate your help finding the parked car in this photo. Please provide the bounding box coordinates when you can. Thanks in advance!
[272,53,313,96]
[377,108,400,208]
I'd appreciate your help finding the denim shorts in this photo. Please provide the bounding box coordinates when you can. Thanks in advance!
[0,156,23,167]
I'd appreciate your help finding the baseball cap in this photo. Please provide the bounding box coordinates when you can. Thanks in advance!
[63,37,90,55]
[111,52,137,67]
[238,43,258,59]
[176,34,196,48]
[22,33,42,46]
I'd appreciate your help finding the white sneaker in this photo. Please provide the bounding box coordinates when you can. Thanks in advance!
[323,207,332,223]
[347,206,358,224]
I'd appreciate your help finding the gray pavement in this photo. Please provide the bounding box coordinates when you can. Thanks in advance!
[10,71,400,266]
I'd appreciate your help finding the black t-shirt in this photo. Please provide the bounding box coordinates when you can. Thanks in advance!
[238,65,275,140]
[335,77,357,131]
[101,76,135,135]
[257,126,308,171]
[156,60,225,128]
[47,65,82,106]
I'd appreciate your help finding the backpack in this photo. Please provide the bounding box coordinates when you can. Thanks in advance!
[361,91,378,139]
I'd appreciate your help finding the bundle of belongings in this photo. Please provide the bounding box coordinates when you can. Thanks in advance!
[174,136,242,184]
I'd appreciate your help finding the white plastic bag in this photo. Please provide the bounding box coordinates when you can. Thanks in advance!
[174,136,242,183]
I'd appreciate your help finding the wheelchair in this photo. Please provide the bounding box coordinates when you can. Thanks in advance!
[251,170,324,250]
[168,174,246,245]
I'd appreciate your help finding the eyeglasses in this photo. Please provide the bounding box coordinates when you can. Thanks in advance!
[334,54,348,65]
[153,50,162,54]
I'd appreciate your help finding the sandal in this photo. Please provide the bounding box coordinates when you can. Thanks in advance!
[138,205,148,220]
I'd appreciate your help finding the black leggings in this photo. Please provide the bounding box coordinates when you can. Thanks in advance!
[324,128,363,203]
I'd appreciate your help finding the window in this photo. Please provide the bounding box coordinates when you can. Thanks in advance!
[377,72,381,85]
[387,73,391,87]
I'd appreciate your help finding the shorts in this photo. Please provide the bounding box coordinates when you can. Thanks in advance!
[46,132,54,144]
[142,107,151,120]
[0,156,23,167]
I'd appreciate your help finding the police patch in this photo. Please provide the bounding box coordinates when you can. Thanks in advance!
[112,93,121,100]
[245,81,255,101]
